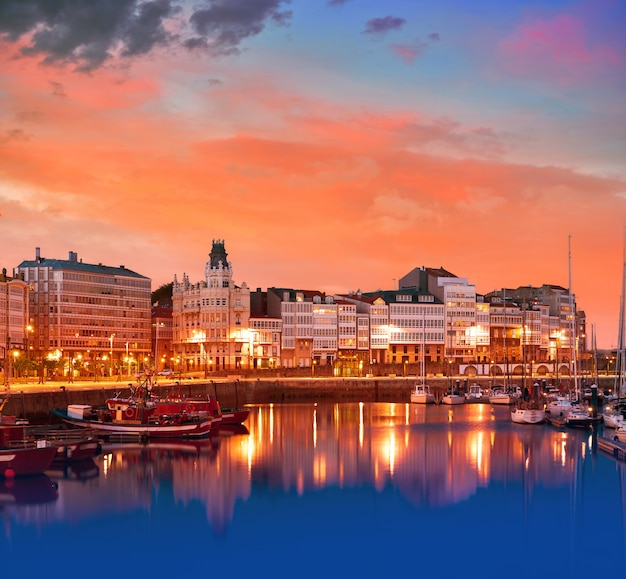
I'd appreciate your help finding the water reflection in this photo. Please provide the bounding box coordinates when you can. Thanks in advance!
[1,402,625,573]
[244,403,600,507]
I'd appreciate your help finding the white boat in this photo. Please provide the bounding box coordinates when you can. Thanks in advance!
[489,386,520,405]
[546,394,573,416]
[410,383,435,404]
[465,384,485,401]
[441,392,465,405]
[410,321,435,404]
[602,403,626,428]
[563,403,595,428]
[511,403,545,424]
[613,426,626,443]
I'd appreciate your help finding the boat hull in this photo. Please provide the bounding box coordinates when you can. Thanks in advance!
[51,408,213,439]
[489,395,518,405]
[410,394,436,404]
[441,394,465,405]
[511,408,546,424]
[0,445,58,477]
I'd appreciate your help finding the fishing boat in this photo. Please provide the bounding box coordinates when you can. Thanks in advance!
[149,392,250,426]
[0,425,58,478]
[26,426,103,463]
[51,397,213,440]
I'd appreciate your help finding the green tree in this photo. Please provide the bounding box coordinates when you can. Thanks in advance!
[152,282,173,304]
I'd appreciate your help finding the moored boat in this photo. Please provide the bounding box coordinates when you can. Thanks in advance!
[465,384,485,402]
[0,426,58,478]
[441,391,465,405]
[602,402,626,428]
[149,393,250,426]
[410,383,436,404]
[489,385,520,405]
[51,400,213,440]
[511,403,546,424]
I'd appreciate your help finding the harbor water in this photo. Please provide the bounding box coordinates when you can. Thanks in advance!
[2,402,625,578]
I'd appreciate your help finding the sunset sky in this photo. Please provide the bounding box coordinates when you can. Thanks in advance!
[1,0,625,349]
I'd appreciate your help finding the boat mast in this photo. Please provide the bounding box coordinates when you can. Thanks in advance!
[568,235,579,400]
[615,229,626,397]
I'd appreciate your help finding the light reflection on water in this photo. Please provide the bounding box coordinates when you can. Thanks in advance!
[2,402,626,577]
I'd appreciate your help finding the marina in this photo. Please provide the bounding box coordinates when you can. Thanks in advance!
[2,400,626,579]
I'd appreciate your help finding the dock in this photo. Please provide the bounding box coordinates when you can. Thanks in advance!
[597,435,626,462]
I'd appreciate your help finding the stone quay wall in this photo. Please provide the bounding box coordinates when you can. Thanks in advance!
[2,376,615,424]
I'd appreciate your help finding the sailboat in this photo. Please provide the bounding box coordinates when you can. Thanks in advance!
[410,311,435,404]
[606,233,626,431]
[491,291,520,406]
[511,303,545,424]
[562,235,595,429]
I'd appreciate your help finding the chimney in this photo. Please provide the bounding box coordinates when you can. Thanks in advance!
[36,247,40,260]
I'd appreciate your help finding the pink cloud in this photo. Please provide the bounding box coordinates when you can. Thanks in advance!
[390,41,428,65]
[498,13,623,85]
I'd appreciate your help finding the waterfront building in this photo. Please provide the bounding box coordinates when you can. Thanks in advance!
[14,248,151,379]
[152,299,173,373]
[0,268,30,384]
[249,289,282,369]
[172,240,250,372]
[341,288,446,371]
[266,288,316,369]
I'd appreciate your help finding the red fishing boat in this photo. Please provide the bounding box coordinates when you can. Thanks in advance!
[51,396,213,440]
[0,425,58,478]
[150,393,250,427]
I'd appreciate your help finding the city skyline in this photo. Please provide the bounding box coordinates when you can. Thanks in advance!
[1,1,625,349]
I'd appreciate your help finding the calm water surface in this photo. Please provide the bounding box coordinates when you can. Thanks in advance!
[2,402,625,578]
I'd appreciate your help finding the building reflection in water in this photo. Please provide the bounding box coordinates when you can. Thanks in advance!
[1,403,625,547]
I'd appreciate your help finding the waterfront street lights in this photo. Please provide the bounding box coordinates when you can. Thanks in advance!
[109,334,115,378]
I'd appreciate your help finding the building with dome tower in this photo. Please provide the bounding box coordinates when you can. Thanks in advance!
[172,240,250,373]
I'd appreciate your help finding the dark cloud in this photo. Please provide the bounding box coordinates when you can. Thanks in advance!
[0,129,31,145]
[49,81,66,97]
[0,0,292,71]
[327,0,351,5]
[428,32,440,41]
[362,15,406,35]
[187,0,292,56]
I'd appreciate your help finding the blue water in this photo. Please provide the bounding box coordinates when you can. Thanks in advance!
[2,402,625,578]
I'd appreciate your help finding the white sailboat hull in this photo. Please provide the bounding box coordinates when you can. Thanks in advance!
[441,394,465,405]
[511,407,546,424]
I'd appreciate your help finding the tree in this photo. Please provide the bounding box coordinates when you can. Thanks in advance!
[152,282,173,304]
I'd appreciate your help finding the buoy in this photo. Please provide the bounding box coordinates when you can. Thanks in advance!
[4,468,15,479]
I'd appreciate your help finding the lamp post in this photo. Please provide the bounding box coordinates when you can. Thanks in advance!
[109,334,115,378]
[154,322,164,373]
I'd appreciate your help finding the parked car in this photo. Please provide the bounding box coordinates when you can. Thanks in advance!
[157,369,175,376]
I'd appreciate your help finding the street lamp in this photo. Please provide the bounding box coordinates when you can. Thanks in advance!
[154,322,164,373]
[109,334,115,378]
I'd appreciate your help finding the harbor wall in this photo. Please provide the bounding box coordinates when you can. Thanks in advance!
[2,376,616,423]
